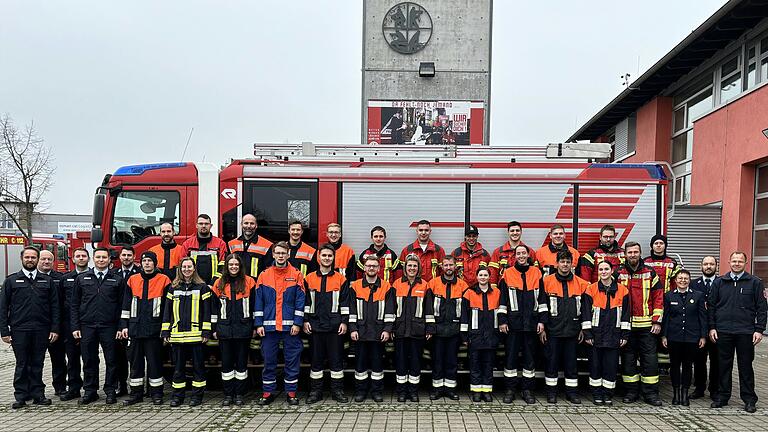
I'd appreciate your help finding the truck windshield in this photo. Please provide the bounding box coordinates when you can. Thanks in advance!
[111,190,180,245]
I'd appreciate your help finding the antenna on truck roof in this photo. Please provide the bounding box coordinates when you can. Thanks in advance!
[251,143,612,163]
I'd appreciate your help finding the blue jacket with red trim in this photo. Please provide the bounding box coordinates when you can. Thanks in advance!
[254,264,306,332]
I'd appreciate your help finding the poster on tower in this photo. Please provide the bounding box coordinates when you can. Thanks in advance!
[367,100,485,145]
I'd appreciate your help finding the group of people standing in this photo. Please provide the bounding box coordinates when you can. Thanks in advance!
[1,216,766,413]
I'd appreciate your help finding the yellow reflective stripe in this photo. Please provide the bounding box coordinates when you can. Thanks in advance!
[191,291,200,331]
[642,279,650,317]
[161,323,170,331]
[172,382,186,389]
[583,254,595,264]
[172,296,180,331]
[191,380,206,388]
[201,292,211,300]
[166,292,174,300]
[300,264,307,276]
[622,374,640,383]
[250,258,259,278]
[641,375,659,384]
[202,322,212,330]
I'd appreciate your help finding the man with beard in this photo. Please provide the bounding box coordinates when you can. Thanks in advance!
[180,214,229,285]
[149,223,184,279]
[427,256,468,400]
[617,242,663,406]
[1,247,60,409]
[578,225,626,283]
[37,250,67,397]
[400,220,445,282]
[325,223,356,280]
[690,256,719,399]
[451,225,490,287]
[227,214,273,280]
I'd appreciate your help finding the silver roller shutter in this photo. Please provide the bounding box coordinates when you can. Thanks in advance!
[667,205,722,278]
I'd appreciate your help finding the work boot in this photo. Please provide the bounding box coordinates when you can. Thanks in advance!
[445,390,459,400]
[503,389,515,404]
[221,395,233,406]
[547,392,557,404]
[408,384,419,403]
[287,392,299,406]
[644,393,662,407]
[592,390,604,406]
[188,398,202,407]
[257,393,275,406]
[521,390,536,404]
[622,392,638,404]
[603,390,614,406]
[353,391,366,403]
[306,391,323,405]
[371,392,384,403]
[690,388,705,399]
[234,395,245,406]
[672,386,680,405]
[471,393,482,402]
[122,392,143,406]
[681,388,690,407]
[169,397,183,407]
[331,390,349,403]
[429,389,442,400]
[566,393,581,404]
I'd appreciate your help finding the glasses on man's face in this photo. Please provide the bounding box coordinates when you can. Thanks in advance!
[365,264,380,268]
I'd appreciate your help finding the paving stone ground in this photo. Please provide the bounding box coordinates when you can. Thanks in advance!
[1,343,768,431]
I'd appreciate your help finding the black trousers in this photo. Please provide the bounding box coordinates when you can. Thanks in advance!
[63,332,83,394]
[716,333,757,404]
[668,341,697,388]
[309,331,344,392]
[504,331,537,391]
[129,337,164,398]
[622,330,659,397]
[115,339,129,390]
[11,329,49,402]
[590,346,619,398]
[47,336,67,393]
[694,339,719,394]
[171,343,206,399]
[354,341,384,394]
[81,325,117,396]
[545,336,578,395]
[220,338,249,397]
[469,348,494,393]
[395,337,424,393]
[431,335,460,389]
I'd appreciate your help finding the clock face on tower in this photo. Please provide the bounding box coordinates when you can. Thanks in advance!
[382,2,433,55]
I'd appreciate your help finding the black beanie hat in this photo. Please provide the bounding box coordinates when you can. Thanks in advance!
[140,251,158,266]
[650,234,668,249]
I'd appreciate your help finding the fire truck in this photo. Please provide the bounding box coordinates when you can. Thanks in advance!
[90,144,669,261]
[88,144,670,374]
[0,234,70,283]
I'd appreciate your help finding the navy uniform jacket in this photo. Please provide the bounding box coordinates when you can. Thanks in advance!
[690,276,717,301]
[663,289,707,344]
[0,271,60,336]
[71,269,125,330]
[708,272,768,335]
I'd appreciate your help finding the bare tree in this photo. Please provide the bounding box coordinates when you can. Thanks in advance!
[0,114,54,240]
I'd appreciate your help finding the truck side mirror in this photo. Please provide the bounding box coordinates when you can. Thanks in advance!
[92,194,106,225]
[91,227,103,244]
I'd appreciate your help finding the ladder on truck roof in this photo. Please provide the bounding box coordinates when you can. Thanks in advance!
[251,143,612,163]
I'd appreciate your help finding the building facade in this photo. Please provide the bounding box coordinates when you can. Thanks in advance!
[569,0,768,278]
[362,0,492,146]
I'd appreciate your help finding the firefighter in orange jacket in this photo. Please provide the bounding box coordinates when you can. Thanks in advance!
[539,249,589,404]
[498,244,544,405]
[536,224,580,277]
[392,254,435,402]
[325,223,357,280]
[618,241,663,406]
[582,260,631,406]
[180,214,228,285]
[399,219,445,282]
[451,225,490,287]
[149,223,184,279]
[461,268,501,402]
[349,255,395,403]
[356,226,401,282]
[287,220,317,276]
[578,224,625,283]
[120,251,172,406]
[427,255,468,400]
[228,214,273,280]
[304,243,350,404]
[489,221,536,287]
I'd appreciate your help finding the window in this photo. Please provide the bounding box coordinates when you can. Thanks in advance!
[0,212,15,230]
[111,190,180,245]
[754,164,768,281]
[238,181,318,244]
[719,56,742,103]
[670,76,712,205]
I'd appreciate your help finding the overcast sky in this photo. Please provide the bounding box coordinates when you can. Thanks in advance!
[1,0,726,214]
